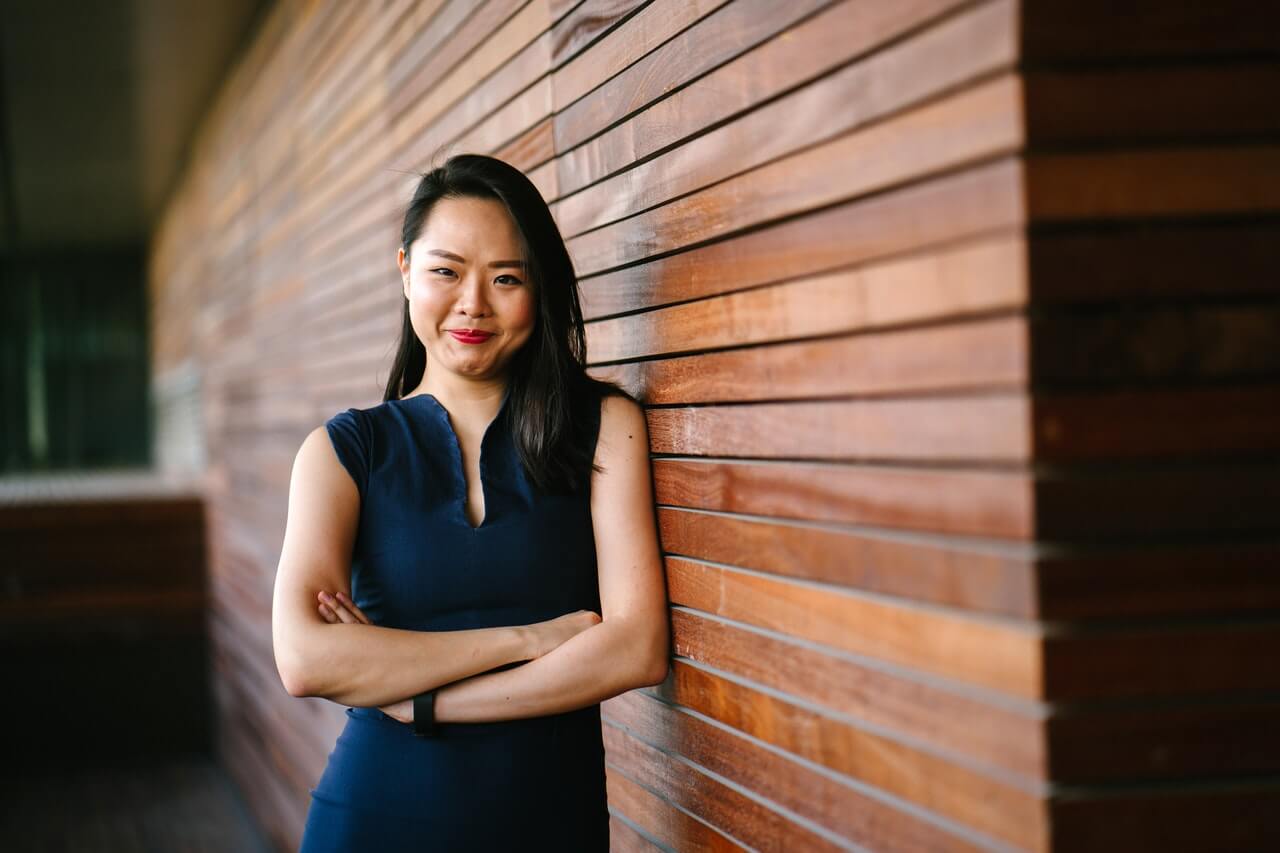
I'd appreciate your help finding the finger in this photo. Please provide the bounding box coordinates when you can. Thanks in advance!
[329,599,358,624]
[335,592,371,624]
[318,602,339,623]
[319,592,357,624]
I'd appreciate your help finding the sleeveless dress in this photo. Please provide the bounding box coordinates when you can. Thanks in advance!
[298,386,609,852]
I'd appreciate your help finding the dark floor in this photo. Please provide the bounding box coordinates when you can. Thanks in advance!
[1,756,274,853]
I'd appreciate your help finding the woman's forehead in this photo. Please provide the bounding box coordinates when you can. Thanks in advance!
[416,196,522,256]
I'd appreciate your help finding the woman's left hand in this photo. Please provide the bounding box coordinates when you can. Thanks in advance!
[316,589,413,725]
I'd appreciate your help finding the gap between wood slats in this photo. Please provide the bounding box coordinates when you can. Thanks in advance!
[650,456,1034,539]
[554,0,1015,236]
[669,609,1049,780]
[388,20,554,187]
[565,73,1026,276]
[391,0,549,157]
[552,0,730,113]
[586,235,1028,363]
[645,396,1031,462]
[604,691,1024,852]
[657,506,1039,618]
[554,0,835,155]
[607,811,669,853]
[590,315,1030,402]
[549,1,648,72]
[602,720,849,852]
[665,556,1043,698]
[644,657,1049,848]
[577,162,1026,321]
[605,764,749,853]
[556,0,987,203]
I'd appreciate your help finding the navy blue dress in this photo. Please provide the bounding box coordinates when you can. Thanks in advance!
[298,387,608,852]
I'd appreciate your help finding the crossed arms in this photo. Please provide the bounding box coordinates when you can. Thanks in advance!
[271,394,670,722]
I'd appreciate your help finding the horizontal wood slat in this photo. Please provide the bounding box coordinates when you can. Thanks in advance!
[605,689,1005,852]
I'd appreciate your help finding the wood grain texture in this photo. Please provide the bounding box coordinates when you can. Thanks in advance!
[606,767,748,853]
[147,0,1280,848]
[648,660,1049,850]
[602,721,848,852]
[669,609,1048,781]
[605,690,1000,852]
[658,507,1040,617]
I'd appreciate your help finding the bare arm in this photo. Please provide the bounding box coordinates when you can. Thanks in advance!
[331,393,670,722]
[271,424,589,707]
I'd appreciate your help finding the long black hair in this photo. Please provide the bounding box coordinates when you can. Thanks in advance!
[384,153,626,494]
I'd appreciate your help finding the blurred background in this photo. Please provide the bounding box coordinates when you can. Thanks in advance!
[3,1,1279,851]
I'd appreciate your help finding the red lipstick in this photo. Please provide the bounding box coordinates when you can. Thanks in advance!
[448,329,494,344]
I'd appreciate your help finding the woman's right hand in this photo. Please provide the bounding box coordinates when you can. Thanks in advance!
[527,609,601,659]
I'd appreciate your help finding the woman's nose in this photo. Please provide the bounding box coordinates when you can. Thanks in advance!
[455,274,491,316]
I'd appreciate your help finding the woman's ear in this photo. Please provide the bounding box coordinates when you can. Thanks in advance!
[397,247,410,298]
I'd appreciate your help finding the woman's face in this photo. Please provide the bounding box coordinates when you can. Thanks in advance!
[397,196,538,384]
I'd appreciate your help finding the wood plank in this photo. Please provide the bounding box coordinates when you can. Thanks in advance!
[1026,146,1280,222]
[552,0,730,109]
[1024,64,1280,145]
[666,558,1043,698]
[394,30,553,177]
[554,0,831,153]
[606,767,748,852]
[652,457,1033,539]
[1049,698,1280,783]
[567,74,1025,276]
[1035,462,1280,539]
[670,609,1048,780]
[493,114,556,172]
[1044,622,1280,700]
[602,721,847,853]
[1036,539,1280,620]
[1021,0,1280,62]
[645,396,1030,462]
[657,507,1038,618]
[555,0,1009,232]
[388,0,519,110]
[1029,222,1280,304]
[550,0,648,69]
[605,690,998,852]
[1048,782,1280,853]
[607,813,665,852]
[577,159,1026,320]
[649,659,1048,849]
[593,316,1029,404]
[586,236,1027,361]
[1032,305,1280,384]
[391,0,549,156]
[1034,386,1280,460]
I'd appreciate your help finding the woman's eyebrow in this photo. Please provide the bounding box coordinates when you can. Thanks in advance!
[426,248,526,269]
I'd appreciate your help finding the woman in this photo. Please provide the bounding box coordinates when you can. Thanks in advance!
[271,154,670,851]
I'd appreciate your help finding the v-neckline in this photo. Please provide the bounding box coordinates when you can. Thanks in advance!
[402,389,510,531]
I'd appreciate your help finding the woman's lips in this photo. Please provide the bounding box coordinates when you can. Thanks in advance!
[448,329,494,344]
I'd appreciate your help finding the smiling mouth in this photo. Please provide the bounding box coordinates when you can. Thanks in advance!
[448,329,495,342]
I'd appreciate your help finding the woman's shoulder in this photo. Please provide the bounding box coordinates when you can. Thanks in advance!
[590,385,646,462]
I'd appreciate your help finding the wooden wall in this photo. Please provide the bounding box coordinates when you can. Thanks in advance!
[0,477,209,768]
[148,0,1280,850]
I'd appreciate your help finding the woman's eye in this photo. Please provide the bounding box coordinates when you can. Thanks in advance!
[495,274,523,285]
[429,267,457,277]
